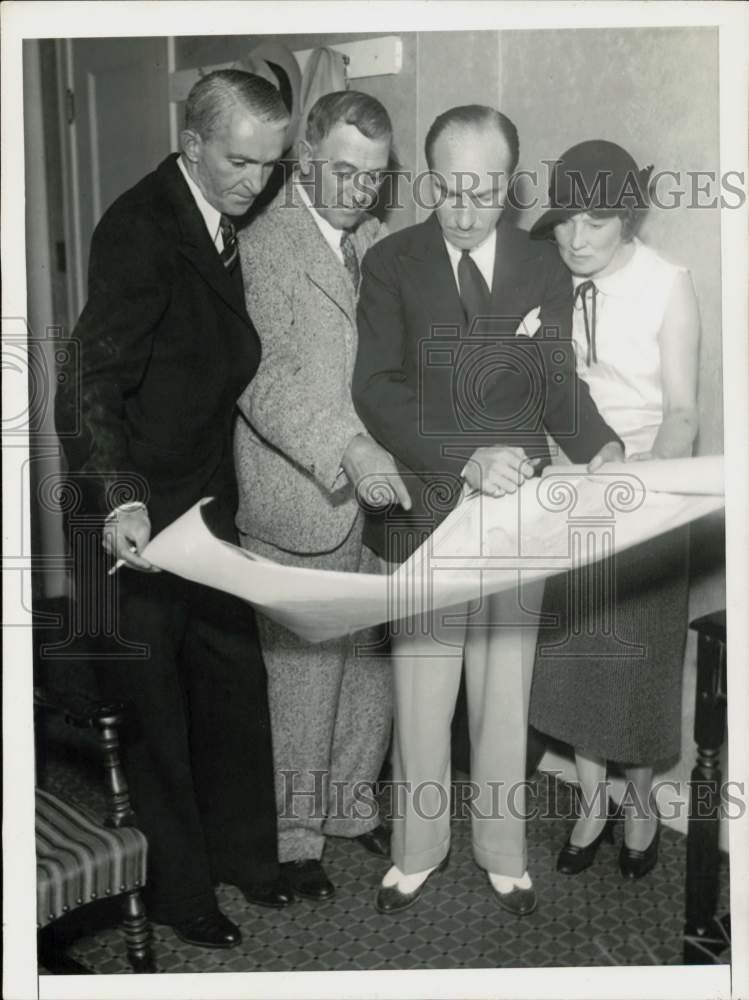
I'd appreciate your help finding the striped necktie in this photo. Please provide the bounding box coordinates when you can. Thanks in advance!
[574,280,598,365]
[220,215,238,270]
[340,230,360,291]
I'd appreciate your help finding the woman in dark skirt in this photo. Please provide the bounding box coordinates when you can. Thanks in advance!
[527,140,700,878]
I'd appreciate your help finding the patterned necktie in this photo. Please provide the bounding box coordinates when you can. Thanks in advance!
[574,279,598,364]
[340,230,360,291]
[458,249,491,325]
[220,215,238,270]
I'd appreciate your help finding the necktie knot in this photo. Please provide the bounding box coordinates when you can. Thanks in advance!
[340,230,360,291]
[574,280,598,365]
[220,215,238,270]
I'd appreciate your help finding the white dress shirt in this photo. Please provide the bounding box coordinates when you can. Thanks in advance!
[443,227,497,293]
[177,155,225,252]
[294,179,345,263]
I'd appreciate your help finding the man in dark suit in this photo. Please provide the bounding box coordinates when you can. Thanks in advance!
[353,105,623,917]
[55,70,293,948]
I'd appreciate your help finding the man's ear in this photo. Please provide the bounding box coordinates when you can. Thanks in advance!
[181,128,202,164]
[296,138,314,176]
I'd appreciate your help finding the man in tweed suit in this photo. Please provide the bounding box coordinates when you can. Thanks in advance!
[234,92,408,900]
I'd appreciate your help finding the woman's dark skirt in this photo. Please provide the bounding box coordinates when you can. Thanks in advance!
[529,525,690,766]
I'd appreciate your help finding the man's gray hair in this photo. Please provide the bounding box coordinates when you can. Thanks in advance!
[184,69,289,139]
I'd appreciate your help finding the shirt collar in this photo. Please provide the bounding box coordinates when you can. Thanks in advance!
[442,226,497,265]
[177,155,222,245]
[442,227,497,290]
[294,177,347,256]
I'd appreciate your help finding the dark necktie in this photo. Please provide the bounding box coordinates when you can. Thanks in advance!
[220,215,238,270]
[458,249,491,325]
[574,279,598,365]
[340,230,360,291]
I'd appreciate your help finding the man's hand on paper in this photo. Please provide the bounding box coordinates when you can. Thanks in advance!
[102,506,158,571]
[342,433,412,510]
[587,441,625,473]
[462,446,538,498]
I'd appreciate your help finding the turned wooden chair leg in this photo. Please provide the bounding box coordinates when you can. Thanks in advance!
[122,890,155,973]
[683,619,729,963]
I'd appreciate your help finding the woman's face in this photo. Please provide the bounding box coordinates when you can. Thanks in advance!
[554,213,627,278]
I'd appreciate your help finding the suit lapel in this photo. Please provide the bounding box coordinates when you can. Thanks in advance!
[158,155,251,327]
[401,215,466,331]
[488,221,535,332]
[290,186,356,325]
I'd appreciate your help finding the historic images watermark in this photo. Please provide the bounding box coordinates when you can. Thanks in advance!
[284,161,747,214]
[277,769,747,824]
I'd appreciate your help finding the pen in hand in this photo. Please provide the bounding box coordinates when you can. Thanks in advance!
[107,540,139,576]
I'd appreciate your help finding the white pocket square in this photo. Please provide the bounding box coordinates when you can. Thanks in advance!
[515,306,541,338]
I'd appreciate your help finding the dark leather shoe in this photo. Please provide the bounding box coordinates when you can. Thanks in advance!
[356,824,391,859]
[281,859,335,901]
[241,878,294,909]
[557,815,617,875]
[490,881,537,916]
[619,820,660,879]
[173,910,241,949]
[375,854,449,914]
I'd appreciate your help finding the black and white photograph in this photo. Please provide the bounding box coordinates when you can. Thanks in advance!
[2,2,748,999]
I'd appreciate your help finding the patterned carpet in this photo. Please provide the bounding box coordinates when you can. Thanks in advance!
[38,749,731,975]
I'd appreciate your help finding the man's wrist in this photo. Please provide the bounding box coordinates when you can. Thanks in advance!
[105,500,148,523]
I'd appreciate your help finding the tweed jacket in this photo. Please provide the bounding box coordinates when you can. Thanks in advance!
[235,181,386,553]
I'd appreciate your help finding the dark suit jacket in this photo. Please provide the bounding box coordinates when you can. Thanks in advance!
[352,215,620,560]
[56,153,260,536]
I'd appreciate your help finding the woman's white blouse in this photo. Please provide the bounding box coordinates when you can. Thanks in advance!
[571,238,686,456]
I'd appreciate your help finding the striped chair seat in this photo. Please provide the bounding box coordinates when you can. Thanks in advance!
[36,788,148,929]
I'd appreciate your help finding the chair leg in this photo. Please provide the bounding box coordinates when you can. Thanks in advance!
[122,890,155,973]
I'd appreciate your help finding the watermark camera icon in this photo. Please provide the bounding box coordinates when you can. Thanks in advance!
[417,315,580,443]
[2,317,79,440]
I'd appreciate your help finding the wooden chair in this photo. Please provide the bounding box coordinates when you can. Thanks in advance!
[35,686,155,974]
[684,611,731,963]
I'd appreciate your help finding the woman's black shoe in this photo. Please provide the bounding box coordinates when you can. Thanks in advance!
[619,820,660,879]
[557,805,619,875]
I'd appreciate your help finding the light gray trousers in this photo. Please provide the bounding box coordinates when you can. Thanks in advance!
[387,574,544,878]
[240,518,392,863]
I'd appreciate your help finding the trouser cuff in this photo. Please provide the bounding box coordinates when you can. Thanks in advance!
[472,843,527,878]
[393,836,450,875]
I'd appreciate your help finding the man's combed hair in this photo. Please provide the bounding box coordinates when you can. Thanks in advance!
[305,90,392,146]
[425,105,520,173]
[185,69,289,139]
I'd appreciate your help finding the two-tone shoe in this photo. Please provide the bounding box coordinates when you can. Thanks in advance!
[375,854,449,914]
[488,874,537,916]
